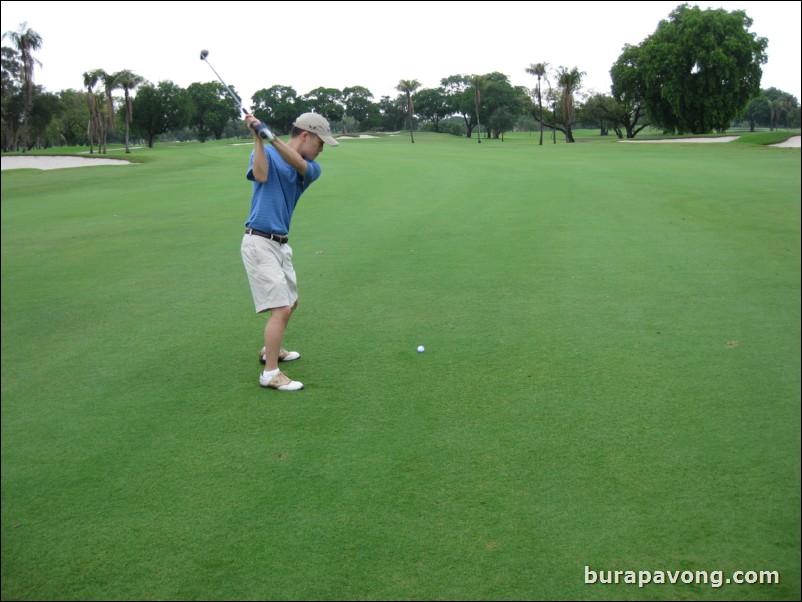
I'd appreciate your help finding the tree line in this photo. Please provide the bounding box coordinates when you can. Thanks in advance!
[2,5,800,152]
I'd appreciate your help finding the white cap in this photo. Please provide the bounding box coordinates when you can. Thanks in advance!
[293,112,339,146]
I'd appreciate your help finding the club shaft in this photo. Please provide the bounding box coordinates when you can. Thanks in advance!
[201,54,269,138]
[203,58,248,114]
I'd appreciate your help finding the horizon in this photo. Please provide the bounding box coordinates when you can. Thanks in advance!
[2,0,800,105]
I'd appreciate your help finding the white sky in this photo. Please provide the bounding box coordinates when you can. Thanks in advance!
[2,0,800,106]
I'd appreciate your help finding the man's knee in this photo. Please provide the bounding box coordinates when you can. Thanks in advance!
[270,305,293,321]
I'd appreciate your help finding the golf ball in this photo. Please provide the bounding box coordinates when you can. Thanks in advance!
[417,345,425,353]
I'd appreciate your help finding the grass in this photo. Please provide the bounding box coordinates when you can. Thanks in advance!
[2,130,800,601]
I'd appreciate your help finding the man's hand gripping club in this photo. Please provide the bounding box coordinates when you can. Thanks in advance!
[246,115,276,142]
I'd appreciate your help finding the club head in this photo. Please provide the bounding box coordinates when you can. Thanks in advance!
[200,49,209,61]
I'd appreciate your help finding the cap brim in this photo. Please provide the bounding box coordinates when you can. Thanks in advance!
[320,135,339,147]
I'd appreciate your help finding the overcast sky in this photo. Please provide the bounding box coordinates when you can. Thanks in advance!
[2,0,800,107]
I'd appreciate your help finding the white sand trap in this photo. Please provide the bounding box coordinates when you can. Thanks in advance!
[621,135,800,147]
[621,136,740,143]
[769,135,801,148]
[1,155,134,171]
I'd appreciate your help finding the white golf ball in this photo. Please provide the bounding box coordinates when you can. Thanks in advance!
[417,345,425,353]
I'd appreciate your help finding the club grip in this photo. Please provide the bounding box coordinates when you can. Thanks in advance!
[253,123,270,139]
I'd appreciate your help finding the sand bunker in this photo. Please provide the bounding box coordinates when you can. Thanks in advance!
[769,135,801,148]
[622,136,739,143]
[621,135,800,147]
[1,155,133,171]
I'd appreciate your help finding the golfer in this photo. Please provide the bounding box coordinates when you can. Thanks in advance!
[241,112,339,390]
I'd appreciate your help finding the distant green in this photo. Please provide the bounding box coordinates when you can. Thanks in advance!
[2,131,800,601]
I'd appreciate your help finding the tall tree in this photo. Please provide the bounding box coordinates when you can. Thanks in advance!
[187,81,240,142]
[396,79,420,143]
[1,46,23,150]
[525,62,548,145]
[609,44,651,138]
[378,95,406,131]
[555,66,584,143]
[131,80,193,148]
[341,86,377,132]
[763,87,799,130]
[252,85,304,134]
[82,70,105,154]
[114,69,144,153]
[635,4,768,134]
[99,70,119,154]
[474,73,528,139]
[301,87,344,124]
[440,75,478,138]
[472,75,485,144]
[413,87,451,132]
[2,22,43,151]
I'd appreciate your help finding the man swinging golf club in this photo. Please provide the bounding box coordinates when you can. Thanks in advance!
[240,111,339,390]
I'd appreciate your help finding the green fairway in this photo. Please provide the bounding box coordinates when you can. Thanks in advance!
[2,132,800,601]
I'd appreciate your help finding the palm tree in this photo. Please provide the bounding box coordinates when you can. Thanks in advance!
[556,66,585,143]
[83,70,105,154]
[114,70,144,153]
[473,75,487,144]
[2,22,43,151]
[396,79,421,143]
[99,70,119,154]
[525,62,548,145]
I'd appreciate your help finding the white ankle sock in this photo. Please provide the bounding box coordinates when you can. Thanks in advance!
[263,369,279,379]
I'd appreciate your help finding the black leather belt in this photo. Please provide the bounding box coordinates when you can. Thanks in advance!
[245,228,288,244]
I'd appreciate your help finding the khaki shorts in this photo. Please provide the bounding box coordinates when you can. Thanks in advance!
[241,234,298,313]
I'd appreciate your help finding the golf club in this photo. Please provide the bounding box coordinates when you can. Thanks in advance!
[199,49,271,140]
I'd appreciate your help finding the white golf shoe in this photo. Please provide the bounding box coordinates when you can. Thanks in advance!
[259,371,304,391]
[259,346,301,364]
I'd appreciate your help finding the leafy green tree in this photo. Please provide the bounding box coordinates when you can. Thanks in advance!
[579,93,614,135]
[50,89,91,146]
[609,44,651,138]
[377,95,406,131]
[1,45,20,96]
[1,45,23,150]
[396,79,421,143]
[763,87,799,130]
[301,87,344,124]
[115,69,144,152]
[741,94,771,131]
[187,81,239,142]
[488,109,516,141]
[28,87,59,147]
[440,74,478,138]
[789,107,801,129]
[635,4,768,134]
[341,86,377,132]
[475,72,530,139]
[2,22,42,150]
[252,85,304,134]
[132,81,193,147]
[413,87,451,132]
